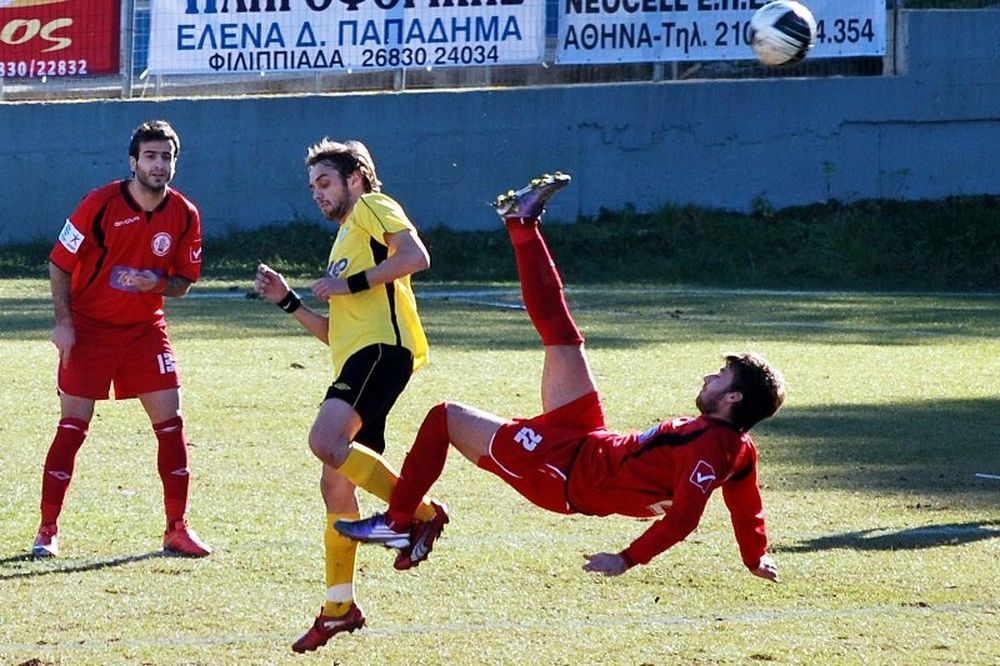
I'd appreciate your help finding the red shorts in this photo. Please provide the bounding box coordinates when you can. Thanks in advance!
[58,315,180,400]
[478,391,607,514]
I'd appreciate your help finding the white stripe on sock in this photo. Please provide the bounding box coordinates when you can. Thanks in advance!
[326,583,354,603]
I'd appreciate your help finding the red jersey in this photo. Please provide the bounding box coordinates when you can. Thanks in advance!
[49,181,202,325]
[566,416,768,569]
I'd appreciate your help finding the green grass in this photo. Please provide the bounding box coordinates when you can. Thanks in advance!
[1,277,998,665]
[5,195,999,290]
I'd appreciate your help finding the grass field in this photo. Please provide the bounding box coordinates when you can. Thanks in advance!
[1,278,998,665]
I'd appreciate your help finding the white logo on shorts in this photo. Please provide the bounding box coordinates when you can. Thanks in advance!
[151,232,173,257]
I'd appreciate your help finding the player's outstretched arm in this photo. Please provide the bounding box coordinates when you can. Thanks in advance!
[255,262,330,344]
[751,553,779,582]
[255,263,292,303]
[582,552,629,577]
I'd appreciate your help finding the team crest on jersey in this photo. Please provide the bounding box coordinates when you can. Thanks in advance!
[328,258,348,278]
[689,460,717,493]
[151,232,173,257]
[58,219,84,254]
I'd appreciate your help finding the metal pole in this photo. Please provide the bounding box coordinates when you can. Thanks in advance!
[121,0,136,98]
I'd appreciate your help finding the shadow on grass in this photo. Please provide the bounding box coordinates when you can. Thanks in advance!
[3,289,998,346]
[774,520,1000,553]
[764,397,1000,496]
[0,551,170,580]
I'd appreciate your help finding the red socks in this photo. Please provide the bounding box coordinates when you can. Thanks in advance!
[40,415,191,528]
[39,418,90,525]
[387,403,450,528]
[505,218,584,346]
[154,416,190,525]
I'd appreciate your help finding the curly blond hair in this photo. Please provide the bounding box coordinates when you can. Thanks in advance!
[305,138,382,193]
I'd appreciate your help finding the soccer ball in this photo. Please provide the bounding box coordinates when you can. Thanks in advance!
[749,0,817,66]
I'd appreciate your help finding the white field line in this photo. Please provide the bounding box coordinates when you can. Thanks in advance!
[194,286,998,337]
[190,286,1000,300]
[5,601,997,652]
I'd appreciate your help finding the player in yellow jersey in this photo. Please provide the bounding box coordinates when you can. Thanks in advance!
[254,138,446,653]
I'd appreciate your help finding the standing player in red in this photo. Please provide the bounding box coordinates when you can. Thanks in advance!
[31,120,211,559]
[337,173,787,580]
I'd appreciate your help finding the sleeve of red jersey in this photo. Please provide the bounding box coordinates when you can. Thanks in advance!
[721,450,769,570]
[173,202,203,283]
[49,193,101,273]
[619,451,716,567]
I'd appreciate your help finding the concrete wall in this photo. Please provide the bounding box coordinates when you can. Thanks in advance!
[1,10,998,245]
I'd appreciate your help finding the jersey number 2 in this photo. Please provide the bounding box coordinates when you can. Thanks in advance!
[514,426,542,452]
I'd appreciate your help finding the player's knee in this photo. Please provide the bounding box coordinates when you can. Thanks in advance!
[308,429,351,467]
[428,402,450,438]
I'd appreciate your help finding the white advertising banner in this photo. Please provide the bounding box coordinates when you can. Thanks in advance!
[556,0,886,64]
[149,0,546,74]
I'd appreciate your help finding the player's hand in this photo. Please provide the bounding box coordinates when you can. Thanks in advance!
[751,554,779,582]
[52,320,75,369]
[254,263,292,304]
[128,269,162,292]
[582,552,628,577]
[311,276,349,300]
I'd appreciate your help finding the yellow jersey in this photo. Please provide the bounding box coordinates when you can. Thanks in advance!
[324,192,429,376]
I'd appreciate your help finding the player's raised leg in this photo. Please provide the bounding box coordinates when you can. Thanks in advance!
[336,401,503,569]
[491,173,599,414]
[334,403,455,567]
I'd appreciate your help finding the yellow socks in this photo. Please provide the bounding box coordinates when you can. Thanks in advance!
[323,512,358,618]
[337,445,437,522]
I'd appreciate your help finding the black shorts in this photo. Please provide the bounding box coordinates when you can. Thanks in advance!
[324,343,414,454]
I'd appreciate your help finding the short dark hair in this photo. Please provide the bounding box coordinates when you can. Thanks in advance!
[305,137,382,193]
[129,120,180,159]
[724,352,786,431]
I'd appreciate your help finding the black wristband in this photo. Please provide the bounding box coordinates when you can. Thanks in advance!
[277,289,302,314]
[347,272,370,294]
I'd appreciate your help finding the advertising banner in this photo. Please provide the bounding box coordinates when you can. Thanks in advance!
[149,0,546,74]
[0,0,121,78]
[556,0,886,65]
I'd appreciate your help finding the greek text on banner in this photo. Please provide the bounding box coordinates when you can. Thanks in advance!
[555,0,886,65]
[149,0,546,74]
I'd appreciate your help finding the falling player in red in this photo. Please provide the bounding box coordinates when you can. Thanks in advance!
[32,120,211,559]
[337,173,787,580]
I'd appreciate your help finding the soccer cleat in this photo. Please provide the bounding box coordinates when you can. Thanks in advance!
[491,172,571,220]
[291,603,366,653]
[163,520,212,557]
[334,513,410,549]
[394,502,449,571]
[31,523,59,558]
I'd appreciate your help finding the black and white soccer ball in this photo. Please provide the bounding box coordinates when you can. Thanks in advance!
[749,0,817,66]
